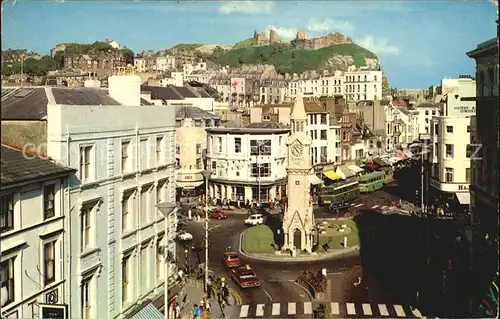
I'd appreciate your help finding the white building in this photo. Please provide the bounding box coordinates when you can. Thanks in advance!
[0,145,75,319]
[306,106,336,166]
[205,123,289,204]
[141,85,215,112]
[159,72,184,87]
[182,62,207,81]
[175,106,220,199]
[429,76,476,206]
[384,103,419,151]
[414,102,441,140]
[156,56,176,72]
[134,58,147,73]
[259,80,288,104]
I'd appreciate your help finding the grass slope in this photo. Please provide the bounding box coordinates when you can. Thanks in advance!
[211,43,377,74]
[172,43,203,50]
[232,38,255,50]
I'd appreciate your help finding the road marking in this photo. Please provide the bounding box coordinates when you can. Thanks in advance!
[346,302,356,315]
[354,203,364,208]
[411,307,423,318]
[271,303,280,316]
[255,304,265,317]
[288,302,296,315]
[303,302,312,314]
[330,272,343,275]
[372,204,380,209]
[239,305,249,318]
[331,302,340,315]
[394,304,406,317]
[351,203,357,206]
[208,224,222,231]
[362,303,372,315]
[378,304,390,316]
[228,288,242,305]
[381,205,387,209]
[261,288,273,302]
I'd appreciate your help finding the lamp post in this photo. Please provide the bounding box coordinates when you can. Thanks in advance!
[202,170,212,293]
[156,202,178,319]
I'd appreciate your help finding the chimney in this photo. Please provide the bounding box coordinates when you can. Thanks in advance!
[108,72,142,106]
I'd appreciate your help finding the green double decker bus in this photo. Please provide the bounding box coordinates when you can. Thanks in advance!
[318,180,360,205]
[358,171,386,193]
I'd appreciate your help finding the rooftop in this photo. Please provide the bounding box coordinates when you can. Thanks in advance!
[175,105,220,120]
[1,144,75,187]
[206,126,289,135]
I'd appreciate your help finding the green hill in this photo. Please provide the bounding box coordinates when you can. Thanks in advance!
[232,38,255,50]
[207,43,378,74]
[172,43,203,51]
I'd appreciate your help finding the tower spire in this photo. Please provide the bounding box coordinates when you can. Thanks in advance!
[291,90,307,120]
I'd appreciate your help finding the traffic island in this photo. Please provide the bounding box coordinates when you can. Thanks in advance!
[241,224,277,254]
[316,219,360,250]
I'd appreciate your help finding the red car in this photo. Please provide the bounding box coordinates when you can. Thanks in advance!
[210,210,227,220]
[231,265,261,289]
[222,252,241,268]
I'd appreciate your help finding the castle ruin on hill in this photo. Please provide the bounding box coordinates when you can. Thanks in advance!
[252,29,353,50]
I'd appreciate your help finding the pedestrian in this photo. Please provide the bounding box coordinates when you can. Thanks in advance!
[207,278,213,299]
[200,298,205,311]
[202,309,209,319]
[193,304,201,319]
[205,299,211,313]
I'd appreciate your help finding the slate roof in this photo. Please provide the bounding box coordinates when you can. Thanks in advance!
[175,106,220,120]
[246,122,283,129]
[1,145,75,187]
[140,98,153,106]
[1,88,48,120]
[52,88,120,105]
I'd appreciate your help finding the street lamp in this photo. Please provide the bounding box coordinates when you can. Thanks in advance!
[156,202,178,319]
[202,169,212,293]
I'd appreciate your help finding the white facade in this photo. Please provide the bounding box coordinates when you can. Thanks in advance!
[440,77,476,117]
[134,58,147,73]
[415,104,440,139]
[160,72,184,87]
[0,168,72,319]
[259,86,288,104]
[182,62,207,81]
[430,115,474,198]
[156,56,175,72]
[46,93,177,317]
[307,112,335,165]
[384,104,419,151]
[205,127,289,203]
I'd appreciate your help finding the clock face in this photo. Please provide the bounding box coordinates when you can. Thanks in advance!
[291,142,303,158]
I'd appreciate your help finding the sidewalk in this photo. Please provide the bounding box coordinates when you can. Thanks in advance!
[179,279,237,319]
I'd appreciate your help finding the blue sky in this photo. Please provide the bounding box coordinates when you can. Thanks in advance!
[2,0,498,88]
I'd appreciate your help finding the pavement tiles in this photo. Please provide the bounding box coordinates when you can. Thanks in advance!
[230,301,423,318]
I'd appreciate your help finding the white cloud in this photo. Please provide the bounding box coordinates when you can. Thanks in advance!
[357,35,401,55]
[266,25,297,40]
[307,18,354,33]
[219,1,274,15]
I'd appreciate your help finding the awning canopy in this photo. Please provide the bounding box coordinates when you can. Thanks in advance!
[456,192,470,205]
[338,165,355,178]
[323,170,342,180]
[129,303,163,319]
[387,156,402,164]
[308,174,323,185]
[348,165,364,173]
[404,150,413,158]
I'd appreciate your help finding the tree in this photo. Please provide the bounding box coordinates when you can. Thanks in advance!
[120,48,134,64]
[53,51,65,69]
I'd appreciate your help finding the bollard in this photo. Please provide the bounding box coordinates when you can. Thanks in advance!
[344,236,348,248]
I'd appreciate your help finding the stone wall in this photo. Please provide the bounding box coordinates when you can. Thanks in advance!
[1,121,48,155]
[292,32,352,50]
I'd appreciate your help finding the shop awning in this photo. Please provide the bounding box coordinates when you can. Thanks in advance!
[129,303,163,319]
[455,192,470,205]
[308,174,323,185]
[338,165,355,178]
[323,170,342,180]
[348,165,364,173]
[387,157,402,164]
[404,150,413,158]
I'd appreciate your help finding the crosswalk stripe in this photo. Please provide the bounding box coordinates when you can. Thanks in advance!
[255,304,265,317]
[331,302,340,315]
[412,307,423,318]
[351,203,357,206]
[394,304,406,317]
[288,302,296,315]
[381,205,387,209]
[354,203,364,208]
[372,204,380,209]
[239,305,249,318]
[378,304,390,316]
[362,303,372,315]
[271,303,280,316]
[346,302,356,315]
[303,302,312,314]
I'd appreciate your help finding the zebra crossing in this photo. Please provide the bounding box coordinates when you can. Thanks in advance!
[233,301,422,318]
[350,203,365,208]
[371,204,388,209]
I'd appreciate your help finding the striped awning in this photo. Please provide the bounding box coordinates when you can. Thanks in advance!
[323,170,342,180]
[129,303,163,319]
[348,165,364,173]
[308,174,323,185]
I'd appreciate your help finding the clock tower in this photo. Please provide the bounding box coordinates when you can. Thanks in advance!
[282,90,315,254]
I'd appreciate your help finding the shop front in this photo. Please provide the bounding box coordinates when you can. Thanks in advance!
[208,179,287,207]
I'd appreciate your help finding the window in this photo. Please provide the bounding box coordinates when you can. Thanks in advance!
[488,68,495,96]
[467,125,471,133]
[205,119,212,127]
[295,181,300,186]
[320,146,327,162]
[196,158,202,170]
[465,168,471,183]
[425,110,429,116]
[43,184,56,219]
[251,163,271,177]
[194,120,202,127]
[446,126,453,133]
[196,143,202,155]
[122,192,132,232]
[0,259,15,305]
[466,144,473,158]
[80,146,92,181]
[140,245,149,292]
[156,236,164,279]
[81,204,93,251]
[121,141,130,173]
[216,137,222,153]
[320,114,327,124]
[44,241,56,285]
[211,161,217,170]
[445,144,454,158]
[425,118,429,124]
[122,255,131,303]
[434,124,439,135]
[234,138,241,153]
[0,195,14,233]
[156,181,165,204]
[140,187,149,225]
[432,111,436,115]
[175,144,180,155]
[81,277,92,319]
[445,167,453,183]
[250,140,271,155]
[175,120,182,128]
[140,138,148,169]
[320,130,327,140]
[156,137,164,164]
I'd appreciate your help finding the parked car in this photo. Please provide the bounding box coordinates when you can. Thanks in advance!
[222,252,241,268]
[244,214,264,226]
[328,201,351,214]
[230,265,261,288]
[176,230,193,241]
[210,210,228,220]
